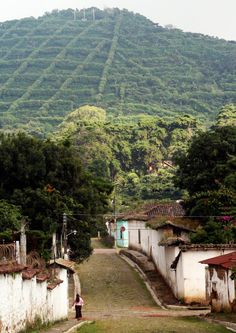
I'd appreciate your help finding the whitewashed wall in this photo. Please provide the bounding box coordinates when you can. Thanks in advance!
[0,268,68,333]
[180,249,235,304]
[205,267,235,312]
[127,219,236,304]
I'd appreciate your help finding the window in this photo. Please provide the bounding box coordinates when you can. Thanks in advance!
[138,229,141,244]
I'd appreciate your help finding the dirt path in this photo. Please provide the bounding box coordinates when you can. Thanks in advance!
[77,239,210,320]
[40,239,230,333]
[77,249,158,320]
[75,240,230,332]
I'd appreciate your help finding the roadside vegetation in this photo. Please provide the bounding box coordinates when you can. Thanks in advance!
[78,317,229,333]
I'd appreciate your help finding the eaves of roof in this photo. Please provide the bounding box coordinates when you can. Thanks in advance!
[200,251,236,269]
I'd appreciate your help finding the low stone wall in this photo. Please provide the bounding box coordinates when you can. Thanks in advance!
[0,267,68,333]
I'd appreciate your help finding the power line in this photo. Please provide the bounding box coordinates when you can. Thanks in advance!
[63,213,234,218]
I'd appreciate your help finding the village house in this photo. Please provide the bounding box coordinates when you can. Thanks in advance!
[200,251,236,312]
[110,202,236,305]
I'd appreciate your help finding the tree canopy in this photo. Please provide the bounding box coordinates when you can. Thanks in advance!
[0,133,113,260]
[174,124,236,243]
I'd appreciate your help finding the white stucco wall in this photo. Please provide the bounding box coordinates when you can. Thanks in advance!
[206,267,236,312]
[127,219,236,304]
[0,268,68,333]
[181,249,236,304]
[128,220,144,250]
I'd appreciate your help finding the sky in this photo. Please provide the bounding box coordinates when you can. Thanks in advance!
[0,0,235,41]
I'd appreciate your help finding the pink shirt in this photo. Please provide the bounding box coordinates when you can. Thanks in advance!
[74,297,84,306]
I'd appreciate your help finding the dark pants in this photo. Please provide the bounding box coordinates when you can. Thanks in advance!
[75,305,82,319]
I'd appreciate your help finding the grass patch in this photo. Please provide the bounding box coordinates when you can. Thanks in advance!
[91,237,109,249]
[207,312,236,323]
[19,317,52,333]
[19,317,66,333]
[77,317,230,333]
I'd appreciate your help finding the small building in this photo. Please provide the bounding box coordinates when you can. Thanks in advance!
[200,252,236,312]
[116,220,129,247]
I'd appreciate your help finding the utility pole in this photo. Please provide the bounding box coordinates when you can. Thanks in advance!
[113,186,117,248]
[20,219,27,265]
[92,8,95,21]
[52,232,57,259]
[63,213,67,259]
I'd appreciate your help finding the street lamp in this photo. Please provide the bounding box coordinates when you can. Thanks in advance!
[66,230,77,237]
[64,230,77,260]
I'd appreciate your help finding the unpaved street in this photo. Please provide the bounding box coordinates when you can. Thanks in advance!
[76,240,229,333]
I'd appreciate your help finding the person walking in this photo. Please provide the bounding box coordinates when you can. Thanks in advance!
[73,293,84,320]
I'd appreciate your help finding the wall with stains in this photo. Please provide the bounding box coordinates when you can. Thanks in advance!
[127,220,236,304]
[181,249,235,304]
[0,268,68,333]
[205,266,236,312]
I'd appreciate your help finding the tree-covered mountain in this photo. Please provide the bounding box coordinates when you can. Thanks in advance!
[54,105,203,208]
[0,8,235,135]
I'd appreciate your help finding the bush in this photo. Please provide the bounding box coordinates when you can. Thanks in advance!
[101,235,114,248]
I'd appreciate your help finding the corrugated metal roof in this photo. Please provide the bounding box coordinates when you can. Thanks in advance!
[200,251,236,269]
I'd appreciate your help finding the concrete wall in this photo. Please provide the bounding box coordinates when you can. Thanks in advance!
[0,268,68,333]
[206,266,236,312]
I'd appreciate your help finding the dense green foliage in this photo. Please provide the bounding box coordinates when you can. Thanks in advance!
[216,104,236,127]
[174,125,236,243]
[0,133,112,260]
[0,8,235,135]
[55,105,202,209]
[0,200,22,242]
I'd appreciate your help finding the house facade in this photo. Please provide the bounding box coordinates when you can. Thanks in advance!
[200,252,236,312]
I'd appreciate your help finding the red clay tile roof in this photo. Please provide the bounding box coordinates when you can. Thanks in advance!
[145,203,185,218]
[22,268,39,280]
[0,263,25,274]
[158,237,188,246]
[36,273,50,282]
[118,202,186,221]
[200,251,236,269]
[181,244,236,251]
[49,258,76,273]
[47,279,63,290]
[147,218,201,232]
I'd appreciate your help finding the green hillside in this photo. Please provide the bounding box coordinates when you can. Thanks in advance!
[0,8,235,135]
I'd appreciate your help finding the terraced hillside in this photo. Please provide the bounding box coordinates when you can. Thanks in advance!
[0,8,235,135]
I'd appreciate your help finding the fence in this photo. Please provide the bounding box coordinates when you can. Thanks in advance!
[0,243,16,264]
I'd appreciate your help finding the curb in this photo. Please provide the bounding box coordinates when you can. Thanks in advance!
[64,320,93,333]
[203,318,236,332]
[120,253,167,310]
